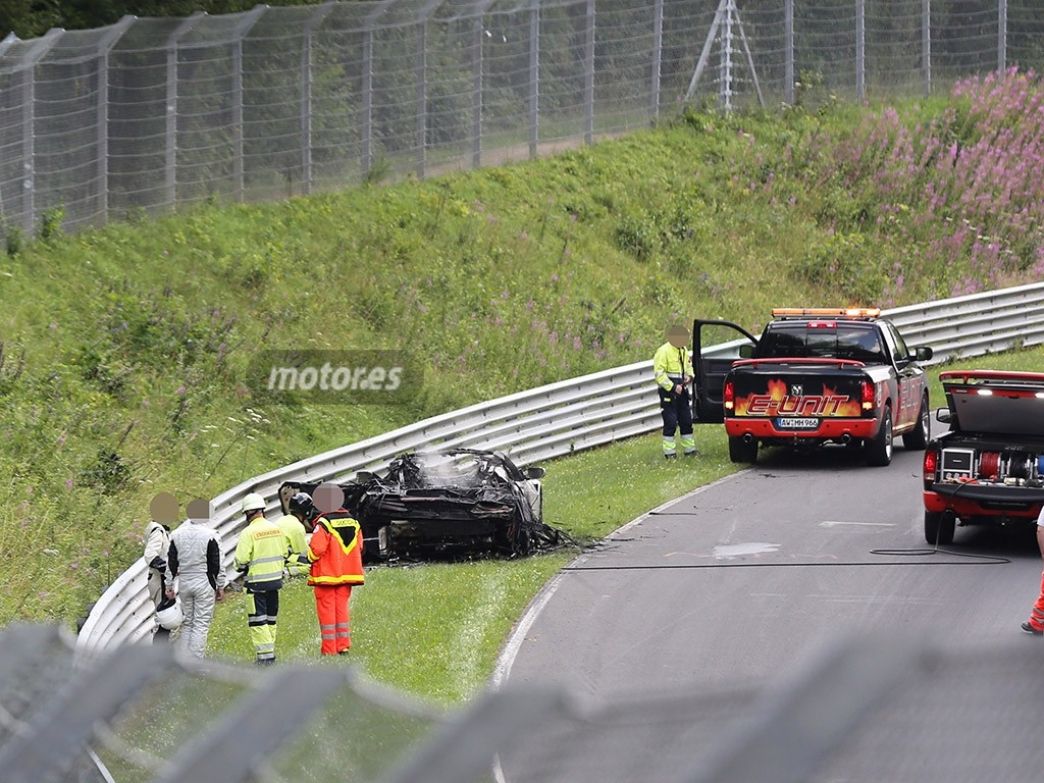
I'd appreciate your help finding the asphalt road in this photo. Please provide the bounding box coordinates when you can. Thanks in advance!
[492,445,1044,782]
[501,445,1042,698]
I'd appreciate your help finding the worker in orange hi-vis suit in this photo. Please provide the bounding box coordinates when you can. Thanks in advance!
[1021,506,1044,636]
[305,482,365,655]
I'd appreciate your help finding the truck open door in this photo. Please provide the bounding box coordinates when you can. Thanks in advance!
[692,319,759,423]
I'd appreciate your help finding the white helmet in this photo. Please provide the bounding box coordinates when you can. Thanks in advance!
[241,493,266,513]
[156,599,183,631]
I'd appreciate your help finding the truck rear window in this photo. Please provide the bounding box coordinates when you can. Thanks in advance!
[756,324,888,364]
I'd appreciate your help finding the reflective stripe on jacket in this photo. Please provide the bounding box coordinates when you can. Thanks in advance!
[307,510,365,587]
[234,516,287,591]
[653,341,694,392]
[275,514,309,577]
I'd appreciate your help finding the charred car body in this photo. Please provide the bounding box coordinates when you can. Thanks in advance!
[280,449,558,560]
[693,308,933,466]
[922,371,1044,545]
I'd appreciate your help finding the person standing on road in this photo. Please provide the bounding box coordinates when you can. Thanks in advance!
[305,483,365,656]
[654,324,698,459]
[234,493,287,665]
[276,492,314,578]
[168,498,227,658]
[144,492,178,644]
[1021,505,1044,636]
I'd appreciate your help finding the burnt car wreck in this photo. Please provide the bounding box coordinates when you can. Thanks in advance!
[280,449,563,561]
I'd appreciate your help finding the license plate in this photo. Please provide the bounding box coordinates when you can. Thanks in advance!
[776,417,819,430]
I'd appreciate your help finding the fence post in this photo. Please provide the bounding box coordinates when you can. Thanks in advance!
[416,21,428,179]
[784,0,794,104]
[855,0,865,100]
[997,0,1007,72]
[528,0,539,159]
[18,28,62,237]
[584,0,595,144]
[720,0,734,111]
[95,16,135,227]
[651,0,663,121]
[166,13,204,211]
[472,10,484,168]
[362,26,373,177]
[921,0,931,95]
[231,7,267,203]
[300,3,334,196]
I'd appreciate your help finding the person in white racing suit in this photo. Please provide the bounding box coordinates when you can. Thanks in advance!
[168,499,227,658]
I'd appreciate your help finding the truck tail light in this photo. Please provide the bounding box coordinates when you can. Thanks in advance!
[924,447,938,489]
[724,379,735,411]
[860,380,875,411]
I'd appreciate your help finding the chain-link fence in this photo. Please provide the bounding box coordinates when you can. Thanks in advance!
[5,623,1044,782]
[0,0,1040,238]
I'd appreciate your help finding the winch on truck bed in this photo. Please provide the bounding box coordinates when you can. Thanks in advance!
[692,308,934,466]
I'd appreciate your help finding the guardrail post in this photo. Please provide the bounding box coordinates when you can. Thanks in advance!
[528,0,539,159]
[784,0,794,104]
[856,0,865,100]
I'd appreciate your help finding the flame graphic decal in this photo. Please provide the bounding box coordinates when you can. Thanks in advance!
[731,378,856,418]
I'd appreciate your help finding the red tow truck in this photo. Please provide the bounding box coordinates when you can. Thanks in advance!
[693,308,934,466]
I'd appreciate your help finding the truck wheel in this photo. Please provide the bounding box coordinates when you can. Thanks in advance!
[866,407,893,466]
[902,395,930,450]
[728,436,758,464]
[924,510,955,545]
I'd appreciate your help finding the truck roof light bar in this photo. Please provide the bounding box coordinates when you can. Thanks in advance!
[771,307,881,319]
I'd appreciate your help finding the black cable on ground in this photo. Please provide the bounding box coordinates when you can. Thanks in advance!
[562,557,1007,572]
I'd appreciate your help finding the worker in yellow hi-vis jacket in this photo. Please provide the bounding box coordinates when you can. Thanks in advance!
[234,493,287,665]
[653,324,697,459]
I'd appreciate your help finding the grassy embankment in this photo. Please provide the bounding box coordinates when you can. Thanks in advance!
[0,70,1040,699]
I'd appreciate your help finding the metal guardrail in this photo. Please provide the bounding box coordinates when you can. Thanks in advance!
[76,281,1044,653]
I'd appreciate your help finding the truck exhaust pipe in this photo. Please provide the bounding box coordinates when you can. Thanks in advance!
[841,433,852,444]
[743,433,754,445]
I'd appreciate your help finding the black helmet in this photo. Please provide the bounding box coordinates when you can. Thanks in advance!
[289,491,314,516]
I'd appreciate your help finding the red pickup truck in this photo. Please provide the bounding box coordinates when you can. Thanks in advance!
[692,308,934,466]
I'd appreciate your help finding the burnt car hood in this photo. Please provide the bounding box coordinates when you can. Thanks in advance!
[943,371,1044,437]
[280,449,562,559]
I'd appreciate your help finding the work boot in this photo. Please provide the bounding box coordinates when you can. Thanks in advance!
[664,453,677,460]
[684,449,699,457]
[1021,622,1043,636]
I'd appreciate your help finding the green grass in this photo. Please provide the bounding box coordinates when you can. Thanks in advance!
[208,339,1044,704]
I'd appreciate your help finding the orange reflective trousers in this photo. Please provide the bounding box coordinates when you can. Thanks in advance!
[1028,570,1044,632]
[315,584,353,655]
